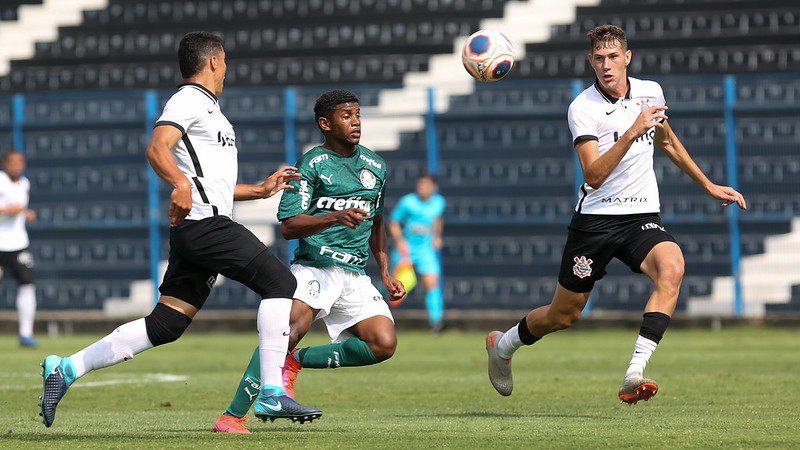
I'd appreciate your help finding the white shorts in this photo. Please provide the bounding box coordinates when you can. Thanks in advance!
[291,264,394,343]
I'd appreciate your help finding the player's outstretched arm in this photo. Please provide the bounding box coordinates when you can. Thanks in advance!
[234,165,301,201]
[655,120,747,210]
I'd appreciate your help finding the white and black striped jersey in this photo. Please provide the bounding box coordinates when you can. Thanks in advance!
[155,83,238,220]
[0,171,30,251]
[568,77,665,215]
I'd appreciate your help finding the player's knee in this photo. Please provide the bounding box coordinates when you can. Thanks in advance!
[368,333,397,361]
[144,303,192,347]
[658,260,685,297]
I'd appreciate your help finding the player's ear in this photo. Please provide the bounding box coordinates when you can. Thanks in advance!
[209,54,218,71]
[625,49,631,66]
[318,116,331,132]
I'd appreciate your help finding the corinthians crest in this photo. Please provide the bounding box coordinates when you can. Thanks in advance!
[572,255,593,279]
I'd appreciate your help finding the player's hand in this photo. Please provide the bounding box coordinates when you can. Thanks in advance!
[384,275,406,305]
[432,235,443,251]
[262,165,301,198]
[630,105,668,138]
[707,184,747,210]
[3,204,25,215]
[169,184,193,226]
[334,208,369,229]
[25,209,36,223]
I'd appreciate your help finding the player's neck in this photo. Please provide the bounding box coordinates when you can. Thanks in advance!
[322,141,357,157]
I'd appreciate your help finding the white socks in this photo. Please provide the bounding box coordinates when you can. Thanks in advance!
[257,298,292,393]
[626,335,658,377]
[16,284,36,337]
[496,325,524,360]
[69,318,154,380]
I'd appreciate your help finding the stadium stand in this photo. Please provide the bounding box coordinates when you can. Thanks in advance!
[0,0,798,316]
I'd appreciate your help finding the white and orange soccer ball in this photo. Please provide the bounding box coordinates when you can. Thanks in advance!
[461,29,515,82]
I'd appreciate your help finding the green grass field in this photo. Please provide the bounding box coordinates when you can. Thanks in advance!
[2,325,799,449]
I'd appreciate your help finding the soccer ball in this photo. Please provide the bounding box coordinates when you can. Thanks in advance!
[461,29,515,82]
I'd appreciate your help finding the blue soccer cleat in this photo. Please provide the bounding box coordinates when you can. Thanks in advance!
[39,355,76,427]
[19,335,38,348]
[254,394,322,424]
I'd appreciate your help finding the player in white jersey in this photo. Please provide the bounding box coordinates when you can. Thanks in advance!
[212,89,406,434]
[39,31,321,428]
[0,150,38,347]
[486,25,746,404]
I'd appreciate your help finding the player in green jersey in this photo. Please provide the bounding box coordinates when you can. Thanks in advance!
[212,89,406,434]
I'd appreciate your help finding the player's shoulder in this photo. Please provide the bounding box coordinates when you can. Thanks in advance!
[629,77,663,98]
[356,145,386,173]
[165,83,218,109]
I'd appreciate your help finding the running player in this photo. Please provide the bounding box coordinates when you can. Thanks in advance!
[388,174,446,332]
[485,24,746,404]
[212,89,405,434]
[38,31,321,428]
[0,149,38,347]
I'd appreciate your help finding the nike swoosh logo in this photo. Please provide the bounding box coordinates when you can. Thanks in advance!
[605,110,616,115]
[264,401,282,412]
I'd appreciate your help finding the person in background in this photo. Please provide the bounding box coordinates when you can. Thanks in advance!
[0,149,38,347]
[389,174,446,333]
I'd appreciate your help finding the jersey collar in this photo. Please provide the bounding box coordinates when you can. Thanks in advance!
[179,82,218,103]
[593,77,632,104]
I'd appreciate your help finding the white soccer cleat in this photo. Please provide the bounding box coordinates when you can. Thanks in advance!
[486,331,513,396]
[618,372,658,405]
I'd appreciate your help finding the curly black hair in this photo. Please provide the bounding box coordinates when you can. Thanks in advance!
[314,89,360,130]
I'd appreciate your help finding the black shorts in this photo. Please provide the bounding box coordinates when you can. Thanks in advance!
[0,248,35,285]
[159,216,292,309]
[557,213,677,293]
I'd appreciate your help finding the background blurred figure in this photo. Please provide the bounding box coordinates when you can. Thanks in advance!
[389,174,446,332]
[0,149,38,347]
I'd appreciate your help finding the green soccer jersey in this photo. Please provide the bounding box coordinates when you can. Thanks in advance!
[278,144,387,274]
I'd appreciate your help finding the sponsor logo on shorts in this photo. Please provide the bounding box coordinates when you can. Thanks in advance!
[573,255,593,279]
[17,250,34,268]
[641,222,665,232]
[307,280,321,298]
[206,275,217,290]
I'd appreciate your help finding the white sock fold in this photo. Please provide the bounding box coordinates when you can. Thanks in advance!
[626,335,658,376]
[257,298,292,391]
[497,325,524,360]
[16,284,36,337]
[69,318,154,380]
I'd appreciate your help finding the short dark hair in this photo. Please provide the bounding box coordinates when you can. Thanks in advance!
[314,89,359,130]
[2,149,23,163]
[178,31,224,79]
[587,25,627,53]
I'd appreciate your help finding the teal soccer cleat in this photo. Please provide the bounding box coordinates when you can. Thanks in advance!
[39,355,76,427]
[254,394,322,424]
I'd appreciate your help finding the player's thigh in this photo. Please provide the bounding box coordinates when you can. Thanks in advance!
[291,265,344,319]
[639,241,685,284]
[324,272,394,343]
[410,247,440,276]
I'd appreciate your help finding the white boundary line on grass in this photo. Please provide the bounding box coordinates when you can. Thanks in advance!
[0,373,188,390]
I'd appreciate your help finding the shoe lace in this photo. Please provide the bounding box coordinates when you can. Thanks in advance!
[231,415,248,424]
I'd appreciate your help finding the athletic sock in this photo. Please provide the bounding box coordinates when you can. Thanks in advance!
[626,312,671,376]
[225,346,261,417]
[257,298,292,397]
[68,318,154,380]
[16,284,36,337]
[294,337,379,368]
[497,317,540,360]
[425,287,444,326]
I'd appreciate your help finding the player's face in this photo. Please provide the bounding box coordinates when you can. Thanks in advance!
[588,41,631,97]
[324,102,361,147]
[415,177,436,201]
[212,49,227,95]
[2,153,25,180]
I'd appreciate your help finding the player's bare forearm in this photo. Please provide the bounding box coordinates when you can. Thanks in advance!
[281,208,367,240]
[235,166,300,201]
[369,214,392,278]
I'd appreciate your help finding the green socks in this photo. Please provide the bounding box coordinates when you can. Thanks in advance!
[225,346,261,418]
[295,337,379,368]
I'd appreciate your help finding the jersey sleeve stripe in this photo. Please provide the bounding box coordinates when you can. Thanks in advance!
[154,120,186,135]
[181,135,204,177]
[573,135,598,146]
